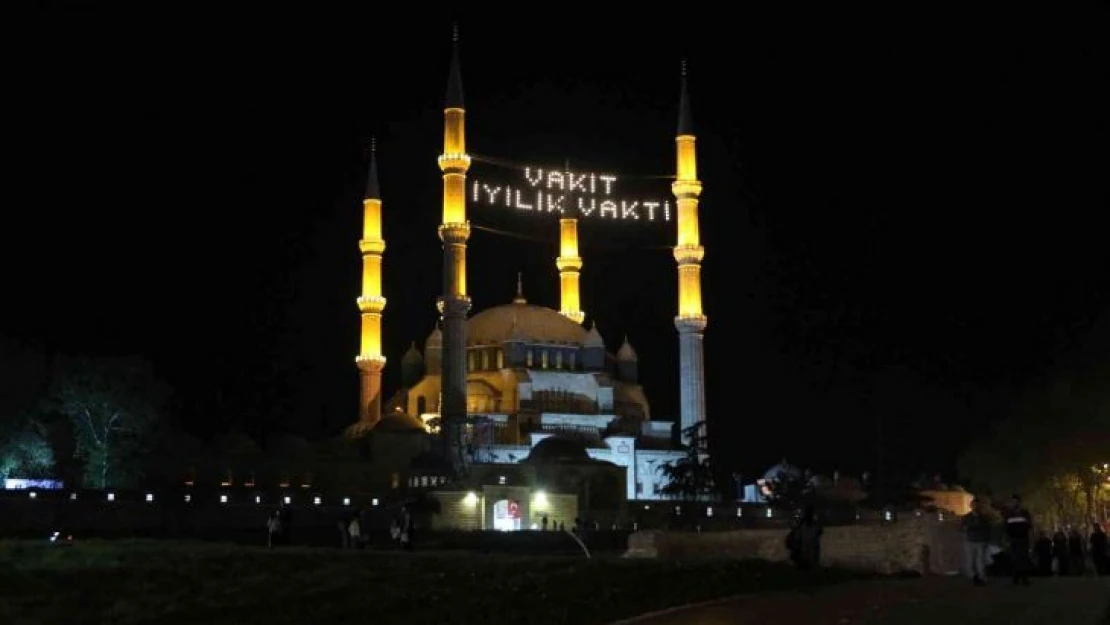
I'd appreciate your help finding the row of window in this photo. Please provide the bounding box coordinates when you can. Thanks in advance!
[466,348,578,371]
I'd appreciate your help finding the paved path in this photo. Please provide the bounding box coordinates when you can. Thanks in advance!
[617,576,1110,625]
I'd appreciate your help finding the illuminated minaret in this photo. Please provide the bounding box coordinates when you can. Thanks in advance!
[672,61,708,448]
[437,26,471,471]
[556,218,584,324]
[355,138,387,430]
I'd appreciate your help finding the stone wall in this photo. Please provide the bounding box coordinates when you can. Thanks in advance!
[625,517,965,575]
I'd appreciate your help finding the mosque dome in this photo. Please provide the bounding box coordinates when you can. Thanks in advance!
[617,336,637,361]
[374,409,427,433]
[424,325,442,350]
[584,322,605,348]
[402,342,423,367]
[468,302,588,345]
[526,436,591,464]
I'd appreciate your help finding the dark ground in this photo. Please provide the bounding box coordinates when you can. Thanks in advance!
[616,575,1110,625]
[0,539,864,625]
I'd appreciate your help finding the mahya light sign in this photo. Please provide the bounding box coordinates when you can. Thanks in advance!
[470,166,672,222]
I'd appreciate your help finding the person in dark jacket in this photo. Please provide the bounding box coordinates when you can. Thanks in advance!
[961,498,993,585]
[1033,531,1054,576]
[786,504,823,571]
[1068,527,1086,575]
[1003,494,1033,585]
[1091,523,1108,576]
[1052,528,1070,576]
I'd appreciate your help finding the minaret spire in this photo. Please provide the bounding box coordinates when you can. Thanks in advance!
[365,136,380,199]
[438,23,473,475]
[678,58,694,136]
[513,271,527,303]
[445,23,465,109]
[350,136,388,435]
[672,59,708,448]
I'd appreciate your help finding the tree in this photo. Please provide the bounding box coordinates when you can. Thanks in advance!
[0,419,55,481]
[959,315,1110,526]
[0,337,55,482]
[46,356,168,489]
[657,423,716,501]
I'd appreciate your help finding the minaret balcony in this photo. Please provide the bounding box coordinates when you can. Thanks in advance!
[438,153,472,172]
[357,295,387,313]
[674,315,708,332]
[437,295,472,316]
[359,239,385,254]
[561,310,585,324]
[671,180,703,198]
[438,222,471,243]
[555,256,582,272]
[355,354,387,370]
[673,245,705,264]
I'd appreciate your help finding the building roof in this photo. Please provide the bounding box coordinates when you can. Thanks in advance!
[468,302,588,345]
[374,409,427,433]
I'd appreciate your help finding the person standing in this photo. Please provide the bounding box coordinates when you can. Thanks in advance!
[1090,522,1108,576]
[1033,531,1054,576]
[961,498,993,586]
[267,511,282,548]
[348,514,362,550]
[1051,527,1070,575]
[399,505,413,551]
[1068,526,1086,575]
[1004,494,1033,585]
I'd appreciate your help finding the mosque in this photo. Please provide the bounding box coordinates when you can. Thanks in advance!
[345,32,711,529]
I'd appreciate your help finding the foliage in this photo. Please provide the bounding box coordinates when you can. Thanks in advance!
[45,356,168,489]
[657,423,716,501]
[0,419,55,481]
[958,322,1110,527]
[0,539,866,625]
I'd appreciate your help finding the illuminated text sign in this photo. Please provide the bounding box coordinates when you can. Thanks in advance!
[471,167,671,222]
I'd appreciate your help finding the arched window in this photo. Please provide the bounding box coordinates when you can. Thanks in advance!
[568,351,576,371]
[481,350,489,370]
[526,349,534,368]
[496,349,504,369]
[468,351,475,371]
[555,350,563,369]
[541,350,549,369]
[417,396,427,415]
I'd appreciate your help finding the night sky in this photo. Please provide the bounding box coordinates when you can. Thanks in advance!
[7,7,1109,482]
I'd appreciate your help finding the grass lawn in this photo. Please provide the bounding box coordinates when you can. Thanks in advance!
[0,539,865,625]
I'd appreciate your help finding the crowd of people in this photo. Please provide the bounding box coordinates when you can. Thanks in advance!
[961,494,1109,586]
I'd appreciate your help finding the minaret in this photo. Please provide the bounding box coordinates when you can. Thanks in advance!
[672,60,708,448]
[437,25,471,472]
[556,218,585,324]
[355,138,387,430]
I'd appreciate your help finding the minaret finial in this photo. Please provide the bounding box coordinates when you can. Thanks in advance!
[364,136,381,199]
[445,24,464,108]
[513,271,527,304]
[678,58,694,136]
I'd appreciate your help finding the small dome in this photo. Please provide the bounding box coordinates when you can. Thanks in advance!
[584,322,605,348]
[617,336,637,361]
[402,342,423,366]
[526,436,590,464]
[374,410,427,433]
[424,325,442,350]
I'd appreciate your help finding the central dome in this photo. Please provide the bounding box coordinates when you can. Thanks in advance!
[468,302,588,345]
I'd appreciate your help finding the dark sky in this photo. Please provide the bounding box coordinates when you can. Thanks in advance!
[7,7,1109,481]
